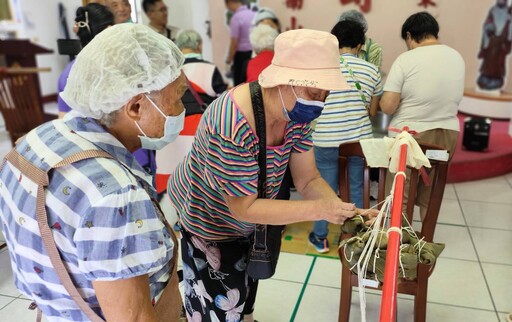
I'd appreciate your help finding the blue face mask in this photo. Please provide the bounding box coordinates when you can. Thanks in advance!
[279,86,325,124]
[135,95,185,150]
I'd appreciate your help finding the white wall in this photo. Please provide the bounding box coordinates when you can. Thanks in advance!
[139,0,213,61]
[17,0,78,97]
[8,0,213,98]
[207,0,512,94]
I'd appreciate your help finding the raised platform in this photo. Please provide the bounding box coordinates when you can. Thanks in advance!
[459,88,512,120]
[447,113,512,183]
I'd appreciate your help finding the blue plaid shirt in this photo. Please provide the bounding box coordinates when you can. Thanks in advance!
[0,112,174,321]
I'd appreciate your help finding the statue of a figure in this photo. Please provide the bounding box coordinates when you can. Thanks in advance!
[477,0,512,91]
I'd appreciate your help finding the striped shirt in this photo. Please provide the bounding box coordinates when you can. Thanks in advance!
[313,54,383,147]
[169,91,312,240]
[0,112,173,321]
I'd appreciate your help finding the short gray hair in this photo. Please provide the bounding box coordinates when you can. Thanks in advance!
[175,29,202,51]
[339,10,368,33]
[249,24,278,54]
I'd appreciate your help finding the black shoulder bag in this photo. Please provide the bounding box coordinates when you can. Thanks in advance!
[246,81,284,280]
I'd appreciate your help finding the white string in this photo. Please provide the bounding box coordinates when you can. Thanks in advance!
[353,169,408,321]
[355,195,392,322]
[398,244,408,278]
[386,226,402,239]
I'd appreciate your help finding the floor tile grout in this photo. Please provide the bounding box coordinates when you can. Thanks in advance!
[309,284,502,315]
[290,256,317,322]
[0,295,17,311]
[457,199,512,205]
[454,185,501,321]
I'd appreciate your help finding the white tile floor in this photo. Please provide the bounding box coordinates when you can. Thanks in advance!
[0,122,511,321]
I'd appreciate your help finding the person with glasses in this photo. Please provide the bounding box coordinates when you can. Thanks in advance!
[309,20,382,253]
[142,0,180,41]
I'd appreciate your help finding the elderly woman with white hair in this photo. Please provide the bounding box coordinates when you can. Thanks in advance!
[246,24,279,82]
[0,23,186,321]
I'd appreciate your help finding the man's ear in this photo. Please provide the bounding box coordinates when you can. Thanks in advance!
[123,94,146,121]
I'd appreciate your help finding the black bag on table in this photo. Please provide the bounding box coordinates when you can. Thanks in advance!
[462,117,491,151]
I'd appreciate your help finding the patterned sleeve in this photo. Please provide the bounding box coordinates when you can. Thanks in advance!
[368,41,383,69]
[75,185,171,281]
[204,133,259,197]
[291,123,314,153]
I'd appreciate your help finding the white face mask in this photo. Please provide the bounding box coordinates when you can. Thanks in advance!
[135,94,185,150]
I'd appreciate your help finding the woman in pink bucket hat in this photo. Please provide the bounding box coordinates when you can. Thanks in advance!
[168,28,377,321]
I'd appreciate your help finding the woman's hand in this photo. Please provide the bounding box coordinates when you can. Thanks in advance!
[321,199,357,224]
[355,207,380,226]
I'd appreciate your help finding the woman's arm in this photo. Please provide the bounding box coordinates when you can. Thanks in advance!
[224,149,357,225]
[93,274,158,322]
[380,91,401,114]
[226,37,238,65]
[368,95,380,117]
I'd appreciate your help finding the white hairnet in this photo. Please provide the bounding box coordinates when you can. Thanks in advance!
[61,23,184,119]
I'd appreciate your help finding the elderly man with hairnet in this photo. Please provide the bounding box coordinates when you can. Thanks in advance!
[0,23,185,321]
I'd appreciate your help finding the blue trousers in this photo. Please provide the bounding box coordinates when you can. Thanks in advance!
[313,146,363,238]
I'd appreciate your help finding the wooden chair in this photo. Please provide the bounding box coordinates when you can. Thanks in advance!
[337,141,450,322]
[0,72,45,146]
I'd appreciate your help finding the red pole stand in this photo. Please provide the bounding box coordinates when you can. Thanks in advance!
[379,142,408,322]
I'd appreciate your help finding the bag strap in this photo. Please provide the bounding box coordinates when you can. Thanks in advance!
[5,148,111,322]
[249,81,266,198]
[365,38,371,62]
[186,77,208,111]
[249,81,268,251]
[5,147,181,322]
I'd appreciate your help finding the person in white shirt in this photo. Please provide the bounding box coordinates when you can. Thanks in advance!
[380,11,465,220]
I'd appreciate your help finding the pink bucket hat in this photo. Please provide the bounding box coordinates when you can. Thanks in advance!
[258,29,349,91]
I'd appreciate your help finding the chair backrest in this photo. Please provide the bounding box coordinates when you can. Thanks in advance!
[0,72,45,146]
[338,141,450,242]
